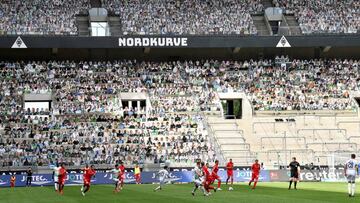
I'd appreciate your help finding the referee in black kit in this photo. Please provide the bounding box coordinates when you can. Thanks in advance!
[26,167,33,187]
[288,157,300,190]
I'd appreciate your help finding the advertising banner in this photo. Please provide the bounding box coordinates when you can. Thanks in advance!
[0,170,270,187]
[269,169,349,182]
[0,169,351,187]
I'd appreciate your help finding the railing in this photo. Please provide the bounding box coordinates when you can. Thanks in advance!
[261,136,306,149]
[297,128,348,141]
[260,149,315,168]
[252,120,296,136]
[203,117,226,165]
[307,142,357,152]
[213,130,246,143]
[348,136,360,142]
[337,120,360,131]
[254,109,358,117]
[264,13,274,36]
[260,136,277,151]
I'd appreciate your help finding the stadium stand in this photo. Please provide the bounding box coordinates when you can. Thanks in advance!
[274,0,359,34]
[0,0,358,36]
[102,0,263,35]
[1,58,360,168]
[0,0,90,35]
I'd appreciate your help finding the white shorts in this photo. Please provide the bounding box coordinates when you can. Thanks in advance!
[159,178,166,185]
[347,175,356,183]
[113,178,119,183]
[54,176,59,182]
[194,179,203,186]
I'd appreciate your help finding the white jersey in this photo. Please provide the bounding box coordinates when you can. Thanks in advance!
[111,168,120,181]
[52,166,60,181]
[53,166,60,176]
[158,169,169,182]
[194,165,203,181]
[346,159,358,176]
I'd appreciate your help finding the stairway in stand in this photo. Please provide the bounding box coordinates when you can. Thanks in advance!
[206,115,255,166]
[284,15,302,35]
[252,15,271,36]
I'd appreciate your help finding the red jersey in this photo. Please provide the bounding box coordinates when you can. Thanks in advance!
[10,176,16,183]
[83,168,96,182]
[212,164,219,175]
[58,167,67,180]
[202,166,211,179]
[119,165,125,176]
[82,167,90,177]
[226,162,234,172]
[251,163,261,175]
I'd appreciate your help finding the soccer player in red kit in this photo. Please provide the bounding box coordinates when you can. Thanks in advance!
[58,163,67,195]
[81,165,96,196]
[80,164,90,192]
[118,161,126,190]
[10,174,16,188]
[211,160,222,191]
[202,162,216,194]
[249,159,261,189]
[226,159,234,190]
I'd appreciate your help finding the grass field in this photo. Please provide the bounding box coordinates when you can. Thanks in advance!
[0,182,358,203]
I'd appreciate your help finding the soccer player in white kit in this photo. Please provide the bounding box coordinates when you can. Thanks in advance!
[51,163,60,192]
[110,164,120,193]
[192,159,207,196]
[154,166,170,191]
[345,154,359,197]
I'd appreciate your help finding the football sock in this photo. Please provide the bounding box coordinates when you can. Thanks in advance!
[289,181,292,189]
[348,183,352,195]
[84,186,89,193]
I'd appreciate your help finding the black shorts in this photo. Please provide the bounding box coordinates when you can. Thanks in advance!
[290,171,299,179]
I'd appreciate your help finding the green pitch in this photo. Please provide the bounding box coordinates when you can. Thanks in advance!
[0,182,358,203]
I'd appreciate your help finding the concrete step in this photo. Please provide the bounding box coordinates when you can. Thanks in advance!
[108,16,122,36]
[215,132,244,138]
[218,138,246,145]
[220,144,251,151]
[252,15,271,36]
[76,16,90,36]
[284,15,302,35]
[223,151,254,157]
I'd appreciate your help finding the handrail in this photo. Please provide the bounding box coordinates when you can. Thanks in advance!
[264,13,274,35]
[260,136,277,151]
[262,148,316,166]
[253,121,276,135]
[203,116,226,165]
[281,14,291,35]
[348,136,360,141]
[313,130,330,152]
[213,132,246,143]
[213,129,244,135]
[260,136,306,149]
[307,142,357,152]
[254,110,357,117]
[297,128,348,141]
[337,120,360,128]
[252,120,296,135]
